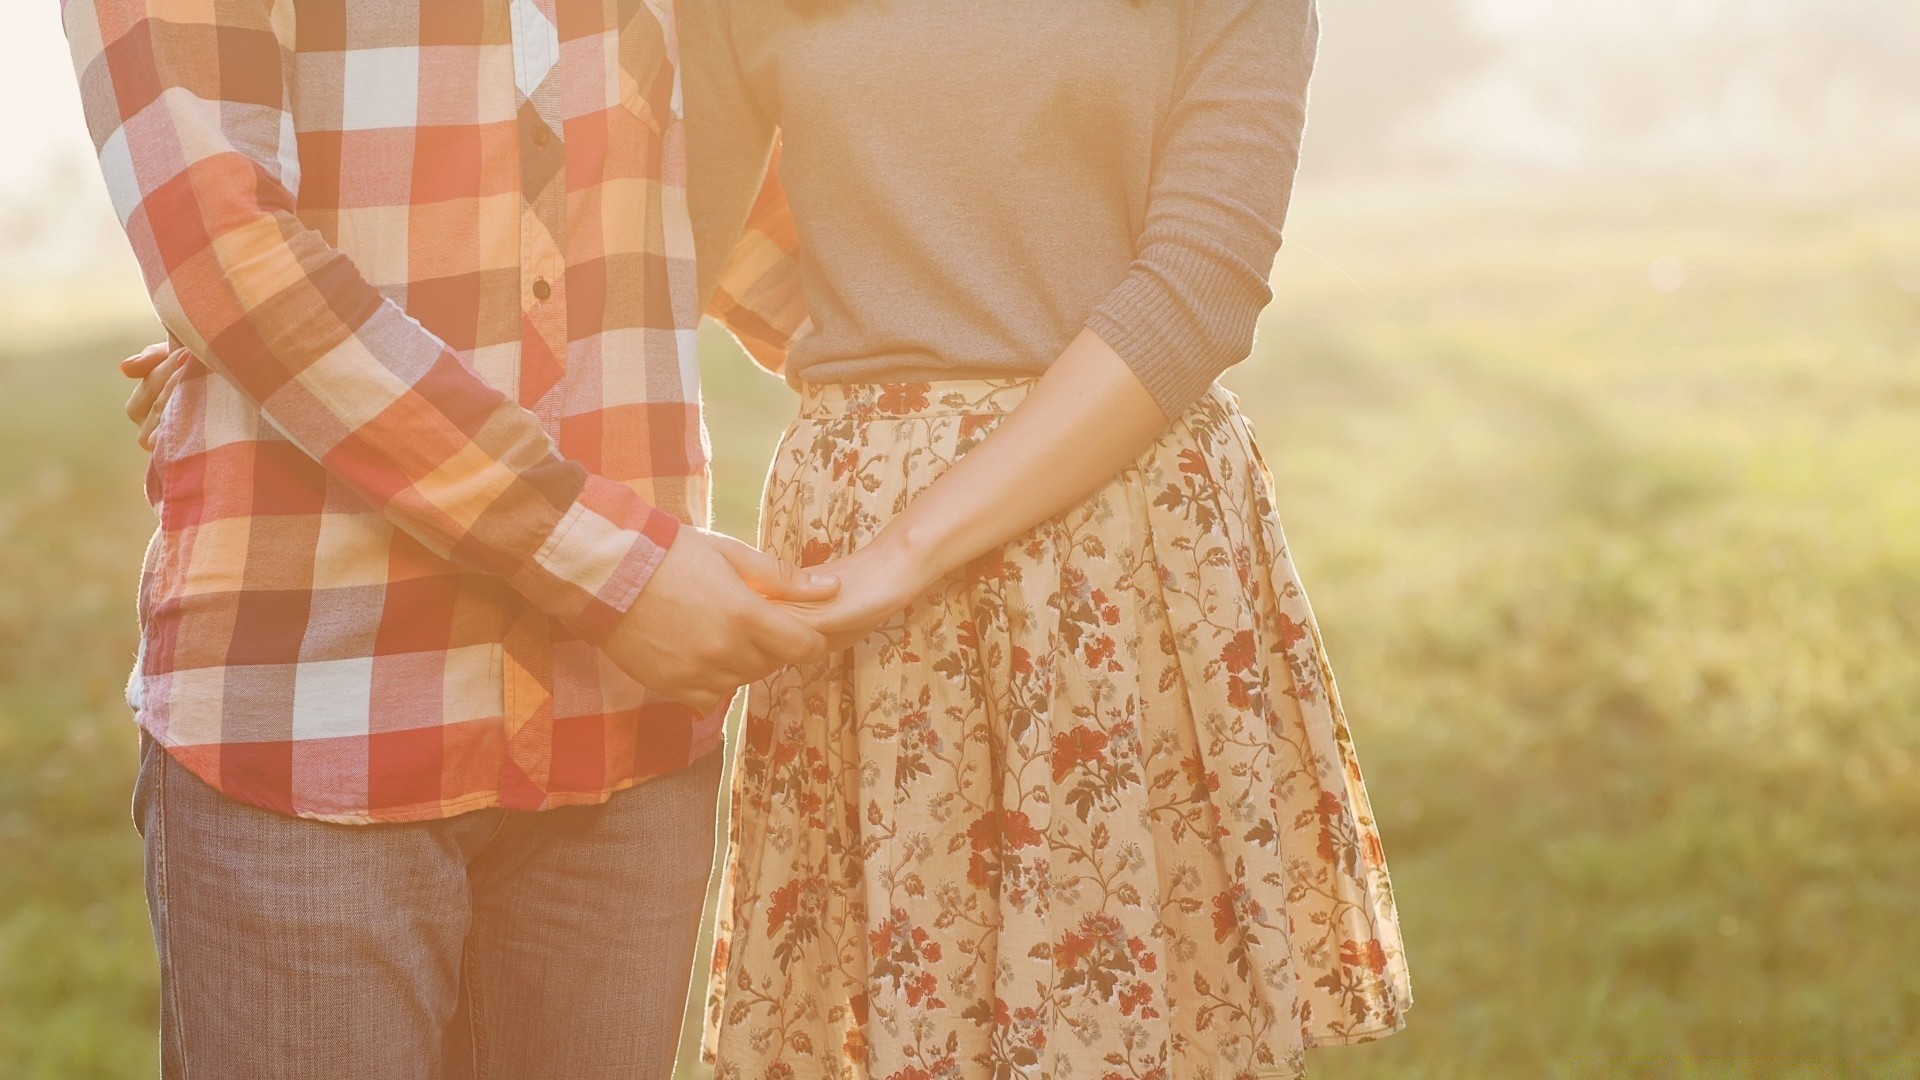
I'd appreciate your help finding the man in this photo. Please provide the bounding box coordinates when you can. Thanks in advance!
[64,1,815,1076]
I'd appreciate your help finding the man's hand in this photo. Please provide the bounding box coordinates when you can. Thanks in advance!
[601,528,840,712]
[120,342,188,451]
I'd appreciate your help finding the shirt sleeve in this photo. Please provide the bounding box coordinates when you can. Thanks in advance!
[63,0,676,644]
[1084,0,1320,417]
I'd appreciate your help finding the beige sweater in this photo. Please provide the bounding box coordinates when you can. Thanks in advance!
[685,0,1319,417]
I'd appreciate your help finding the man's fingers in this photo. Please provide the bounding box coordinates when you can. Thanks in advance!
[716,536,838,602]
[743,603,830,666]
[715,645,783,687]
[119,341,172,378]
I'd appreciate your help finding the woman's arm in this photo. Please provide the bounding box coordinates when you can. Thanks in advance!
[782,330,1166,643]
[785,0,1319,644]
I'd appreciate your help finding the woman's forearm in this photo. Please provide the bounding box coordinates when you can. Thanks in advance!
[877,329,1171,583]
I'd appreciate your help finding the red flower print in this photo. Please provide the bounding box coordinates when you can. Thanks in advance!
[1315,790,1355,866]
[1180,752,1219,793]
[800,538,836,567]
[1276,611,1309,648]
[954,620,981,654]
[877,383,931,415]
[968,809,1044,852]
[1056,930,1095,969]
[911,926,943,963]
[1178,448,1210,477]
[767,879,802,936]
[1222,629,1257,674]
[1212,889,1240,943]
[904,969,941,1007]
[1341,937,1389,975]
[1118,980,1156,1016]
[1050,726,1110,783]
[1083,634,1118,670]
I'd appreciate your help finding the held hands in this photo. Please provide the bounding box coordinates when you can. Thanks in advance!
[600,529,841,712]
[776,532,938,653]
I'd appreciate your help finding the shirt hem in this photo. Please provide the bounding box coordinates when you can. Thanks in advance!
[131,712,725,826]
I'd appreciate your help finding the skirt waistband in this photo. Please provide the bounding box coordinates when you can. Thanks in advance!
[795,378,1037,420]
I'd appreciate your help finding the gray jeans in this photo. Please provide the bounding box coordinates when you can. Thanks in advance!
[133,734,723,1080]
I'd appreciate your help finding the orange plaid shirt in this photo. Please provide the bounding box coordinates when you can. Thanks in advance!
[63,0,803,823]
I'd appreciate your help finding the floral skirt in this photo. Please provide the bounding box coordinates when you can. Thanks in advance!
[705,379,1410,1080]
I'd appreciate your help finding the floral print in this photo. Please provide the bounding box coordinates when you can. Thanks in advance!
[706,380,1410,1079]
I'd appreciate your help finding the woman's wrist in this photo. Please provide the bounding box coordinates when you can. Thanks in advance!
[870,515,958,596]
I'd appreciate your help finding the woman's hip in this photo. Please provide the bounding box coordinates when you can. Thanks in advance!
[761,376,1273,560]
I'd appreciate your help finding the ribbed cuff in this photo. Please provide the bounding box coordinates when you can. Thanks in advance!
[1085,237,1271,418]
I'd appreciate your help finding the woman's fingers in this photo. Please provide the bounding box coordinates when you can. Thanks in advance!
[119,341,172,379]
[136,363,187,451]
[124,349,186,422]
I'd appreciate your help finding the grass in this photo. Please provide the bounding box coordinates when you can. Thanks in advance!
[3,173,1917,1077]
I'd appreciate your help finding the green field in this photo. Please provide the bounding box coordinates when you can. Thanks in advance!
[3,176,1917,1077]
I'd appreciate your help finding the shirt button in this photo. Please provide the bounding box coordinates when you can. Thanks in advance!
[532,125,551,147]
[532,278,552,301]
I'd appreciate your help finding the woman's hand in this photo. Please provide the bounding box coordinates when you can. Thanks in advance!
[778,531,938,651]
[120,342,190,451]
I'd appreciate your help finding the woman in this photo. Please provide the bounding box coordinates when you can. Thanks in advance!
[683,0,1409,1076]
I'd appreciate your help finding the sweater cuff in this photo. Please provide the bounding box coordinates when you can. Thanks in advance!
[1085,238,1272,418]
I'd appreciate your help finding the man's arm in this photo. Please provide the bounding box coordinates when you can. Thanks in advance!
[66,0,670,640]
[67,0,831,703]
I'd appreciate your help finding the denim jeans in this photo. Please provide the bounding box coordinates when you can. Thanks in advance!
[133,734,723,1080]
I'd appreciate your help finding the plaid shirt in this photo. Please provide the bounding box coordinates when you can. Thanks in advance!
[63,0,804,823]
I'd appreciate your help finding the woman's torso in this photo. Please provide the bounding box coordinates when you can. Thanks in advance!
[719,0,1186,385]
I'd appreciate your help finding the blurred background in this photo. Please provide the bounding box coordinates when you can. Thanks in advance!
[3,0,1916,1075]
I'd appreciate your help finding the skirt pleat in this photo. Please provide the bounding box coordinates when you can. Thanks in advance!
[707,380,1409,1080]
